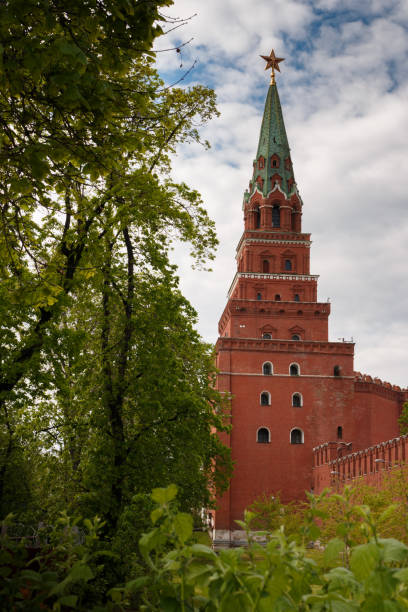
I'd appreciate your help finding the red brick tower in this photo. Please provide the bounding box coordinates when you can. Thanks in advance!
[214,52,356,544]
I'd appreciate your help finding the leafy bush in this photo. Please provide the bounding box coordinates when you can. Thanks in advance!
[122,485,408,611]
[0,513,113,611]
[3,486,408,610]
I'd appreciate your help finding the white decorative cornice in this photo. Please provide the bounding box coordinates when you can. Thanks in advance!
[228,271,319,297]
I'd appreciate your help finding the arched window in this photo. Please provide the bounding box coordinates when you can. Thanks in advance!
[337,426,343,440]
[263,362,273,375]
[290,428,304,444]
[334,365,341,377]
[262,259,269,273]
[260,391,270,406]
[257,292,262,301]
[272,205,280,228]
[294,294,300,302]
[262,333,272,339]
[257,427,270,443]
[275,294,281,301]
[255,207,260,228]
[292,393,302,407]
[285,259,292,271]
[292,334,300,341]
[290,363,300,376]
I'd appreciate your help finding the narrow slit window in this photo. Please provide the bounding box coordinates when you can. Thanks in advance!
[255,208,261,228]
[285,259,292,271]
[337,426,343,439]
[260,392,270,406]
[272,205,280,227]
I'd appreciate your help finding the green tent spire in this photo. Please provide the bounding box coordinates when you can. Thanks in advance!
[245,82,296,201]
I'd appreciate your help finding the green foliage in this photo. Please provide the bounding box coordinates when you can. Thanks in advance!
[0,513,112,611]
[116,485,408,610]
[247,492,305,543]
[4,486,408,609]
[398,402,408,435]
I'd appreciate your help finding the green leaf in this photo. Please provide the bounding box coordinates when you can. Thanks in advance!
[68,561,94,583]
[394,567,408,582]
[350,542,380,580]
[324,566,360,592]
[324,538,346,565]
[124,576,149,592]
[190,543,217,559]
[151,507,163,524]
[379,538,408,563]
[59,595,78,607]
[173,512,193,544]
[21,569,42,582]
[151,484,178,505]
[108,587,124,603]
[139,528,166,560]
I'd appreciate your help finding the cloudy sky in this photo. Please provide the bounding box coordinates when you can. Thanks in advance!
[155,0,408,388]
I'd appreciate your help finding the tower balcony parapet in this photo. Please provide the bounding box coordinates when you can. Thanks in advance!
[236,231,311,254]
[220,298,330,319]
[228,271,319,298]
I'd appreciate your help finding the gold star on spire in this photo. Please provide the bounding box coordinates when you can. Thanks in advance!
[260,49,285,84]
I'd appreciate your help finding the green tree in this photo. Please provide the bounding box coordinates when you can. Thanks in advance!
[0,0,232,532]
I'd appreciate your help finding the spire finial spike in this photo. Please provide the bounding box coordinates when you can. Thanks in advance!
[260,49,285,84]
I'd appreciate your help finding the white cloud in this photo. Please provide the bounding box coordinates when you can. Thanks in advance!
[159,0,408,388]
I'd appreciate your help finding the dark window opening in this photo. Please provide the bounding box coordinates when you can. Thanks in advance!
[294,294,300,302]
[255,208,260,228]
[272,160,277,167]
[292,334,300,341]
[272,205,280,228]
[285,259,292,271]
[262,333,272,340]
[291,429,303,444]
[260,392,269,406]
[334,365,341,377]
[257,292,262,301]
[292,393,301,407]
[263,362,272,375]
[263,259,269,273]
[337,426,343,439]
[257,428,269,443]
[291,212,296,231]
[275,294,281,301]
[290,364,299,376]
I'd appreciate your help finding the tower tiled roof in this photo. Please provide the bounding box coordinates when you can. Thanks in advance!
[245,83,296,202]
